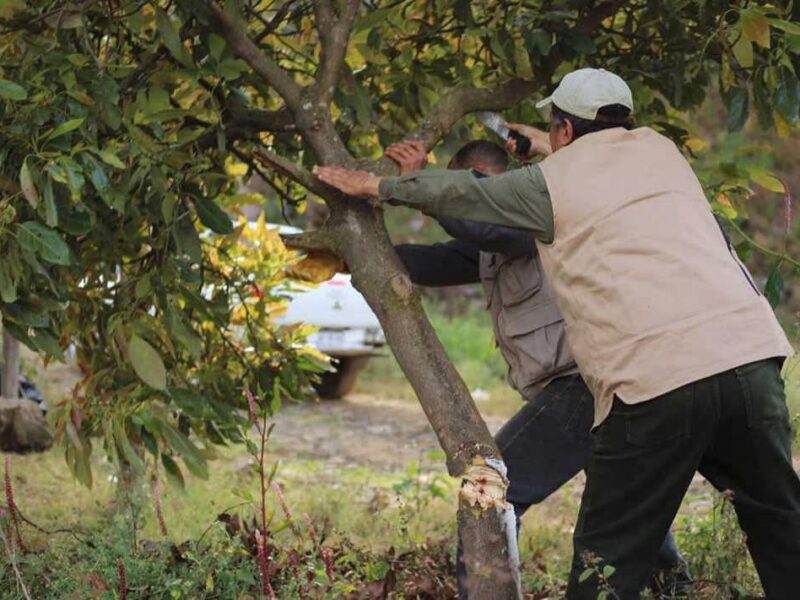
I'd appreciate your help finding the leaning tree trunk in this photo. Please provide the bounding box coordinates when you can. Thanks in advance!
[289,201,522,599]
[204,2,533,595]
[2,328,20,400]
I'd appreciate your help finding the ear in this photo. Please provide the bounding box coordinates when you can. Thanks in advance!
[563,119,575,145]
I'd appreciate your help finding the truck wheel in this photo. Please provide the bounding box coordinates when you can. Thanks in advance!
[313,356,370,399]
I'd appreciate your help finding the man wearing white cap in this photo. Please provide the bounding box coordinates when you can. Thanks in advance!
[313,68,800,598]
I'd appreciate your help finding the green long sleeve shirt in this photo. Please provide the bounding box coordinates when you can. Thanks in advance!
[377,165,555,243]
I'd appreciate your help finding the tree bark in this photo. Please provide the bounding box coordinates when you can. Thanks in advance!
[2,329,20,400]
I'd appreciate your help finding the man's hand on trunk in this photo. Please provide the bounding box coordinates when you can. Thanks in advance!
[313,166,381,199]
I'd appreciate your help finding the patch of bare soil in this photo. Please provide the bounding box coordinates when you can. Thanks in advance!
[268,393,507,473]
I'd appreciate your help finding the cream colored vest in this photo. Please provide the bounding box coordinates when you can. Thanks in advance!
[479,252,578,398]
[537,127,793,426]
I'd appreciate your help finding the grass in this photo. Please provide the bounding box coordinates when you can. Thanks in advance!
[3,303,799,598]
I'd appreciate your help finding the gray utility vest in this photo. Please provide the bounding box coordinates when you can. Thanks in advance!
[480,251,579,399]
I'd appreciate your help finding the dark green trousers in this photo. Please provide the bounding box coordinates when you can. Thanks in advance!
[566,359,800,599]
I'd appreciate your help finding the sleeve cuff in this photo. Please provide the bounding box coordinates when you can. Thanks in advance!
[378,177,399,202]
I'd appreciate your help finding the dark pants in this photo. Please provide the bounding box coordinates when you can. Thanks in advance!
[457,375,687,597]
[566,359,800,599]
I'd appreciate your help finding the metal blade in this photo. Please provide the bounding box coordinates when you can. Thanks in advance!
[475,111,510,140]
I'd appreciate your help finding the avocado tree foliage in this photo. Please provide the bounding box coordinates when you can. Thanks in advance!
[0,1,328,490]
[0,1,798,597]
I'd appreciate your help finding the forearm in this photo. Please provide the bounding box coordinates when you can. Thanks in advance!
[395,241,480,286]
[378,167,554,243]
[437,217,536,258]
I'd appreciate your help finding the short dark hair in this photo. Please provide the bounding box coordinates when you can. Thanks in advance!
[450,140,509,172]
[551,103,633,140]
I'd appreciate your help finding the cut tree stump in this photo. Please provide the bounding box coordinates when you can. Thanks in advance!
[0,398,53,453]
[1,329,52,452]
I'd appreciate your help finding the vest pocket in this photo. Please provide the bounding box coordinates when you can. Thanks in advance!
[497,256,542,307]
[500,302,570,387]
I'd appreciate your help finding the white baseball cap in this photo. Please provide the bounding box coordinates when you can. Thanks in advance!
[536,68,634,120]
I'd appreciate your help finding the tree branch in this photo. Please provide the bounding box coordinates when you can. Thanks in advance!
[362,78,542,175]
[252,146,339,201]
[314,0,360,106]
[205,0,303,111]
[280,230,336,253]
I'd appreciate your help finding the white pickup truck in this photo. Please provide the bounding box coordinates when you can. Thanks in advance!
[272,226,386,398]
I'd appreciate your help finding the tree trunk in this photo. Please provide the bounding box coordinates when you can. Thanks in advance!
[2,329,20,400]
[324,202,521,599]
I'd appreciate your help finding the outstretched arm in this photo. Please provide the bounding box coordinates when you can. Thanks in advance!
[312,165,554,243]
[395,240,481,287]
[437,217,536,257]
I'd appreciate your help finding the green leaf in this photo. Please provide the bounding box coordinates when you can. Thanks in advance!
[731,32,753,69]
[0,78,27,100]
[129,334,167,390]
[753,75,774,129]
[162,423,209,479]
[3,303,49,328]
[55,195,93,235]
[209,33,226,62]
[114,421,145,475]
[769,19,800,36]
[579,568,594,583]
[740,9,770,49]
[172,216,202,263]
[28,328,65,360]
[725,87,749,132]
[774,66,800,123]
[155,8,193,68]
[16,221,73,265]
[19,160,38,208]
[97,149,125,169]
[43,118,85,143]
[162,454,186,489]
[765,265,784,307]
[218,59,248,80]
[602,565,616,578]
[166,309,202,357]
[0,0,26,20]
[193,196,233,234]
[0,262,18,303]
[43,177,57,227]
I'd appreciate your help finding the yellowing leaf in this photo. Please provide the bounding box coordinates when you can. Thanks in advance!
[774,111,793,138]
[685,137,708,153]
[224,156,248,177]
[740,9,770,49]
[289,250,346,283]
[129,335,167,390]
[748,168,786,193]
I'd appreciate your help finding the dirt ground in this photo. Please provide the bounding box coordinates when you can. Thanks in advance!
[268,393,508,473]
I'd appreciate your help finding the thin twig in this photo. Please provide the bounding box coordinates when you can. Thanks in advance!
[0,522,31,600]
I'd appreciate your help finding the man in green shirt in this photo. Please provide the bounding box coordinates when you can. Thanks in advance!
[313,68,800,599]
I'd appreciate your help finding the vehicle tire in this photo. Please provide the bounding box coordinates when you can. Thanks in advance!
[313,356,370,399]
